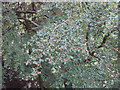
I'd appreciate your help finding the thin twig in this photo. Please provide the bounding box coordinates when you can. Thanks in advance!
[30,20,39,27]
[93,55,117,80]
[52,17,72,31]
[105,45,120,53]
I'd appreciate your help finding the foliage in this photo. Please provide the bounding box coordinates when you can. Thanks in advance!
[2,6,28,71]
[2,2,119,88]
[26,2,119,88]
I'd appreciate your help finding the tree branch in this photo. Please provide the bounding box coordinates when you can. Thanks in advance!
[2,26,15,35]
[18,17,39,27]
[86,24,95,56]
[85,25,118,79]
[15,11,36,14]
[96,27,119,49]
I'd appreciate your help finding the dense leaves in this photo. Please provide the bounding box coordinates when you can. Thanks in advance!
[2,2,119,88]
